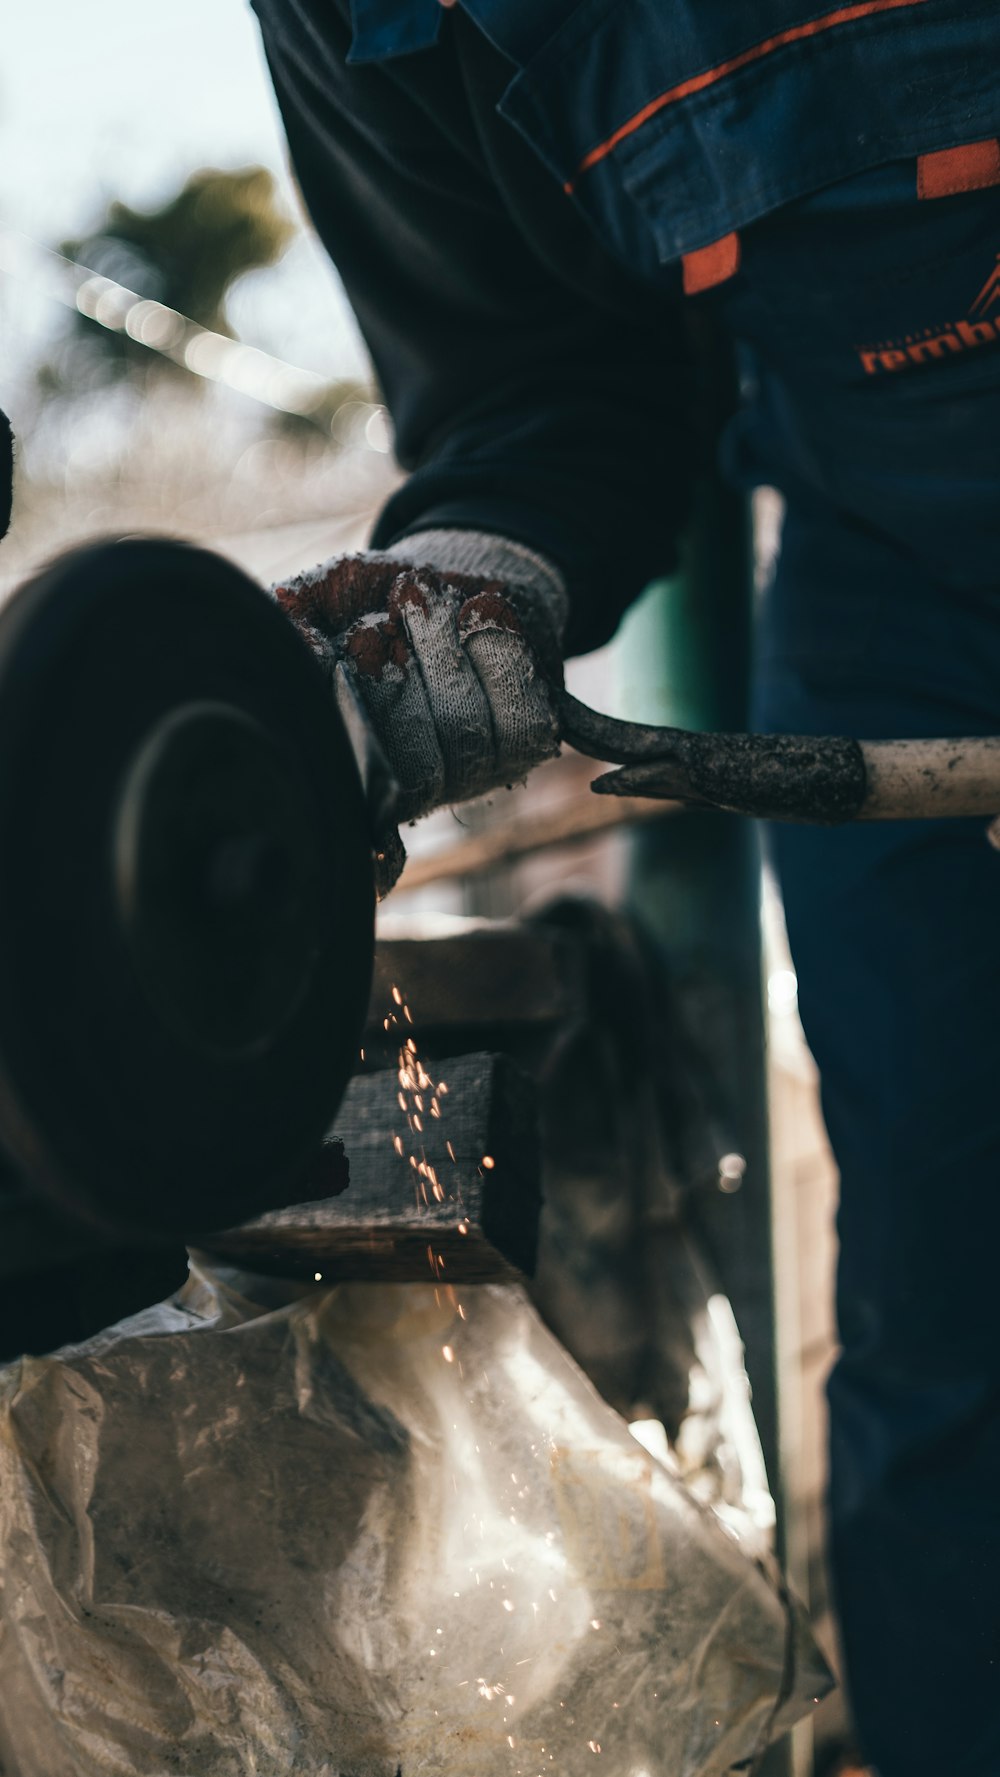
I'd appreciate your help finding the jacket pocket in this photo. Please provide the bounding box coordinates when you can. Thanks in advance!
[499,0,1000,276]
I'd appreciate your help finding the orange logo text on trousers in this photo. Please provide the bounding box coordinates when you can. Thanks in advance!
[857,253,1000,374]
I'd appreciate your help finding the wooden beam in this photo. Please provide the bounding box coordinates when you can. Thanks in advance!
[397,790,677,892]
[367,927,586,1036]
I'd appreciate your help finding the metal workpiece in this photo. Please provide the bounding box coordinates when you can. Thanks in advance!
[558,690,1000,824]
[859,734,1000,819]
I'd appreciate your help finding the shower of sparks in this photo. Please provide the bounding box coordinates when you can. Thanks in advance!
[382,986,472,1289]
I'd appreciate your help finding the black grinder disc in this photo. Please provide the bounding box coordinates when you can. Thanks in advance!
[0,538,375,1238]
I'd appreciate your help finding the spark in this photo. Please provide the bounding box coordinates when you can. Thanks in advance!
[447,1142,457,1163]
[442,1345,455,1363]
[393,1134,405,1156]
[391,985,403,1005]
[481,1154,496,1170]
[590,1620,602,1631]
[587,1743,601,1755]
[502,1599,515,1613]
[313,1272,323,1282]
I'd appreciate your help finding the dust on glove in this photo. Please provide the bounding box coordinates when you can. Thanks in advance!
[273,539,566,827]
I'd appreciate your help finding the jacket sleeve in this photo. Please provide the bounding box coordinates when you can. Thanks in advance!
[252,0,704,657]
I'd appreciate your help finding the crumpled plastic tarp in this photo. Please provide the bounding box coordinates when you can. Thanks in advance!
[0,1264,829,1777]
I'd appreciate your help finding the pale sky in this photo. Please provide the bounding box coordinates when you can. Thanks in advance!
[0,0,369,379]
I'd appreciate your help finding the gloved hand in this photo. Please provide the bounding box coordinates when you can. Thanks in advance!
[273,531,566,829]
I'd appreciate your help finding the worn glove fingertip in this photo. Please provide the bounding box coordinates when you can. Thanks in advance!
[274,554,405,635]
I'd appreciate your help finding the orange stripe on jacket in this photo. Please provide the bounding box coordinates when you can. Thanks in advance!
[564,0,929,193]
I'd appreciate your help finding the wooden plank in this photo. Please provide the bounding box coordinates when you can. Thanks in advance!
[395,788,676,891]
[367,927,586,1036]
[205,1052,541,1283]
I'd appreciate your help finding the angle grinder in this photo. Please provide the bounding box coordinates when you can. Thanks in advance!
[0,537,376,1260]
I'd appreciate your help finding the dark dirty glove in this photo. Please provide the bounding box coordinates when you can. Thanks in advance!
[273,532,567,842]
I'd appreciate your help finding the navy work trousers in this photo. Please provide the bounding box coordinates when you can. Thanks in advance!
[724,165,1000,1774]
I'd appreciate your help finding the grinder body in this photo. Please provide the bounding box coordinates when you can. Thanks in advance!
[0,538,376,1286]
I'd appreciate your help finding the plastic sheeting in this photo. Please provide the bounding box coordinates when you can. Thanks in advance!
[0,1265,829,1777]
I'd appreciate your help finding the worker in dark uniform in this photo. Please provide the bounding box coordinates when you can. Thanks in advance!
[278,4,1000,1770]
[0,11,993,1765]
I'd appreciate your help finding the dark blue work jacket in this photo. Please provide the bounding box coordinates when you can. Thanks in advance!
[255,0,1000,649]
[350,0,1000,276]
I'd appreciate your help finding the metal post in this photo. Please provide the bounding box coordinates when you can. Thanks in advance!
[616,476,792,1772]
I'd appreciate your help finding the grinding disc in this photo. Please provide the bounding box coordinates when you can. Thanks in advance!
[0,539,375,1237]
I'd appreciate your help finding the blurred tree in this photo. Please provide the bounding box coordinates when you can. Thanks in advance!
[41,166,295,400]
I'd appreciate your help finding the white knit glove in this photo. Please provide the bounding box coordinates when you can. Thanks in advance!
[273,531,566,828]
